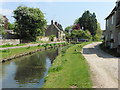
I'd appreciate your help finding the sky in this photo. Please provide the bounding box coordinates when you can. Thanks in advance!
[0,1,116,30]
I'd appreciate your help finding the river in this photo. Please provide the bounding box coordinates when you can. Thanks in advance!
[0,47,61,88]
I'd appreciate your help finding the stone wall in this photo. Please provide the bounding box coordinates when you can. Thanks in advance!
[39,37,49,41]
[39,37,58,42]
[0,39,20,45]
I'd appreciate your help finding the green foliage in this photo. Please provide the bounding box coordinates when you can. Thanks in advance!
[8,22,14,30]
[0,14,4,35]
[49,35,56,41]
[0,43,26,48]
[13,6,47,41]
[65,25,73,33]
[0,49,10,53]
[96,23,102,39]
[92,34,100,41]
[49,65,63,72]
[70,30,92,40]
[77,11,97,36]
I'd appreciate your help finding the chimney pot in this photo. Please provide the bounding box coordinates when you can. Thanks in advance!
[51,20,53,24]
[55,21,57,25]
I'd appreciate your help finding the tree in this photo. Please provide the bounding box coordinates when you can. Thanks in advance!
[13,6,46,42]
[0,14,4,36]
[70,30,92,40]
[77,11,97,36]
[8,22,14,30]
[65,25,73,33]
[96,23,102,38]
[92,23,102,41]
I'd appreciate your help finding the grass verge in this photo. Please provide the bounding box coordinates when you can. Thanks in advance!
[0,41,50,48]
[0,43,67,60]
[43,42,92,88]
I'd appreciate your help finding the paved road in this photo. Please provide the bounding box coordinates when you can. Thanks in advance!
[82,42,119,88]
[0,41,65,50]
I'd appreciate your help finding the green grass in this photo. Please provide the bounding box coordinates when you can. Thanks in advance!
[0,43,27,48]
[0,41,50,48]
[43,42,92,88]
[0,46,43,60]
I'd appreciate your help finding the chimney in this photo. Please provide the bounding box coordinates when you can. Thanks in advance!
[55,21,57,25]
[51,20,53,24]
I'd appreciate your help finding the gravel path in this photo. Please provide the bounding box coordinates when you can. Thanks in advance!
[82,42,119,88]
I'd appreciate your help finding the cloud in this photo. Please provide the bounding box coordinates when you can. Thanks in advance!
[0,8,13,16]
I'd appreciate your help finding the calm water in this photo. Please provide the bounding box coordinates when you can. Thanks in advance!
[1,48,60,88]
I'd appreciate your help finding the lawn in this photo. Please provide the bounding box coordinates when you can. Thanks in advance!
[0,41,50,48]
[43,42,92,88]
[0,42,67,60]
[0,46,43,60]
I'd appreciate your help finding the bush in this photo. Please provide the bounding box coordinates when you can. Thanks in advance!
[49,35,56,41]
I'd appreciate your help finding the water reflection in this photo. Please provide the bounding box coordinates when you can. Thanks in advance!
[2,48,58,88]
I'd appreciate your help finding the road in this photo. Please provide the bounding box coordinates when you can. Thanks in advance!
[82,42,119,88]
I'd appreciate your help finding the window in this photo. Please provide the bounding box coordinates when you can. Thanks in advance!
[106,19,109,27]
[112,15,114,24]
[119,32,120,45]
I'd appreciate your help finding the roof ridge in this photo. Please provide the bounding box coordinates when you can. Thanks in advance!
[53,24,61,31]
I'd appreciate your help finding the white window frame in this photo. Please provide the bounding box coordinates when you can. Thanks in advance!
[112,15,114,24]
[106,19,109,27]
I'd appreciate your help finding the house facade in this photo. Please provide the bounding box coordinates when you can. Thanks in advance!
[104,0,120,53]
[45,20,65,41]
[0,15,18,39]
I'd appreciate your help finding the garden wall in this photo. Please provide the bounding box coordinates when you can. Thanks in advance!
[0,39,20,45]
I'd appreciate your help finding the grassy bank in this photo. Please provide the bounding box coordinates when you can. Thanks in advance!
[43,42,92,88]
[0,41,49,48]
[0,43,67,60]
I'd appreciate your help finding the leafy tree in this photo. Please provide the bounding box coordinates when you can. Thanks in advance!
[65,25,73,33]
[0,14,4,36]
[49,35,56,41]
[96,23,102,38]
[70,30,92,40]
[77,11,97,36]
[8,22,14,30]
[13,6,46,42]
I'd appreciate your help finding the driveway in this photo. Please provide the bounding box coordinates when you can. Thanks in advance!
[82,42,119,88]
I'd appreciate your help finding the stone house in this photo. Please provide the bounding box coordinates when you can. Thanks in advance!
[45,20,65,41]
[104,0,120,53]
[0,15,18,39]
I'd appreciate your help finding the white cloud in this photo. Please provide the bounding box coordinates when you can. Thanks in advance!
[0,8,13,16]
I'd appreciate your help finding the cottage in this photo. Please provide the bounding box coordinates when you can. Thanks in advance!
[45,20,65,41]
[104,0,120,53]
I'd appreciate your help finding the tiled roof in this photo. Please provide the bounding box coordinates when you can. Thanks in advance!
[105,7,117,19]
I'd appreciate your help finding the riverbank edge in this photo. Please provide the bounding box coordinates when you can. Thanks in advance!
[1,43,68,63]
[43,42,93,88]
